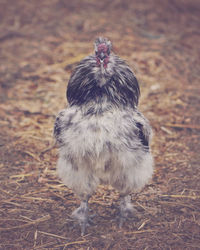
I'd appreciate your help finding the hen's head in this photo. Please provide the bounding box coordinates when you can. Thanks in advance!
[94,37,112,68]
[67,38,140,108]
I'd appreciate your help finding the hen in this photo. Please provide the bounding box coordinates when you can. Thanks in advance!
[54,37,153,235]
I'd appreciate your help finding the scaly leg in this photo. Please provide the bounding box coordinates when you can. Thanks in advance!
[119,195,134,228]
[71,199,90,236]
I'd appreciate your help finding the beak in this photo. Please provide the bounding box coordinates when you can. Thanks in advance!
[100,59,104,72]
[99,52,105,60]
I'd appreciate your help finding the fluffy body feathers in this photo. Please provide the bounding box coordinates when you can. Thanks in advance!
[54,37,153,234]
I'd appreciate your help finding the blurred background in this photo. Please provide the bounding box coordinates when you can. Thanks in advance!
[0,0,200,249]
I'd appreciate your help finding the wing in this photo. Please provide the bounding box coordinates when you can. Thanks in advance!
[54,115,62,144]
[53,108,77,145]
[53,110,66,144]
[134,111,152,149]
[136,122,150,147]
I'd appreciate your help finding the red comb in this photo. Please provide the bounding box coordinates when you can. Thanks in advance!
[97,43,108,52]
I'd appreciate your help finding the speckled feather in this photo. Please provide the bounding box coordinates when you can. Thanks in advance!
[54,37,153,200]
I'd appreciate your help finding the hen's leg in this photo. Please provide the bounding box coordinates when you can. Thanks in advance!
[119,195,134,228]
[71,198,90,236]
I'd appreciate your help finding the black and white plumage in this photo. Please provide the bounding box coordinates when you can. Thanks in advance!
[54,37,153,235]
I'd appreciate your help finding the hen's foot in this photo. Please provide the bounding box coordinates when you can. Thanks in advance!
[71,201,94,236]
[119,195,135,228]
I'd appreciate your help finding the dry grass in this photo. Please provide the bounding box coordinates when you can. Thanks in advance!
[0,0,200,249]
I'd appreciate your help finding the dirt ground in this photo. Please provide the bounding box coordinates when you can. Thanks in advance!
[0,0,200,249]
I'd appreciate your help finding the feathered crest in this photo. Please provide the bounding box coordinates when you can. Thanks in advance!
[94,37,112,54]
